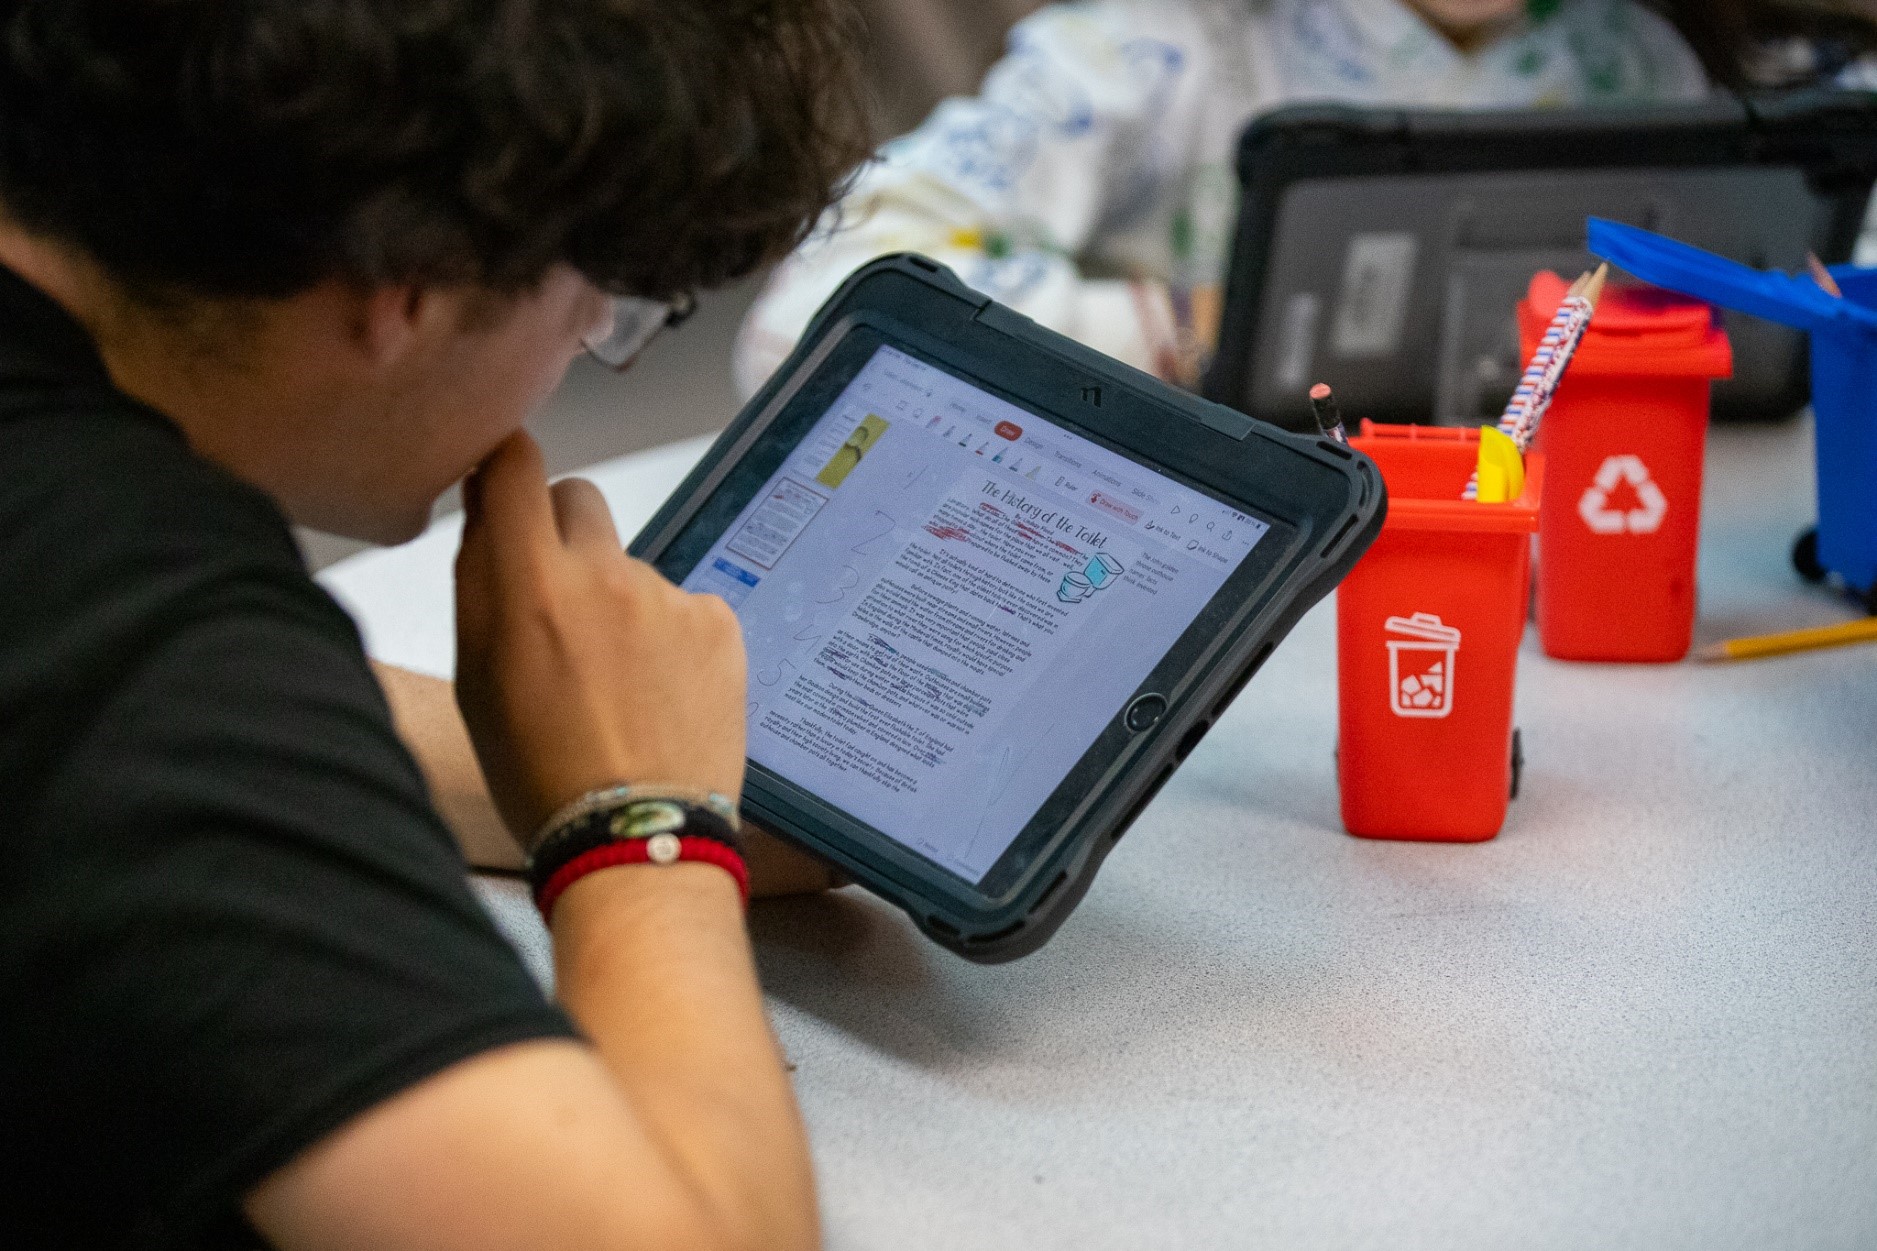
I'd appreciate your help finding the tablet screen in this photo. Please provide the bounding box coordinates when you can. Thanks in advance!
[682,345,1271,884]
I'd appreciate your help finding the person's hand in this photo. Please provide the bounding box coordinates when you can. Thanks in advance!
[453,433,748,845]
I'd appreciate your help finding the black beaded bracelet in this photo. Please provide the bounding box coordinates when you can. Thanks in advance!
[526,796,743,903]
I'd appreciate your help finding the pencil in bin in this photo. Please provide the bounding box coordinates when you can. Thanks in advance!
[1308,382,1347,444]
[1807,252,1844,299]
[1465,264,1609,502]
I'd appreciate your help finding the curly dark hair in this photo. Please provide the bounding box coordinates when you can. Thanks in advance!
[0,0,874,302]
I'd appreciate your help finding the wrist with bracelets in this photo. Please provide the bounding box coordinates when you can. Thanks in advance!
[527,784,748,919]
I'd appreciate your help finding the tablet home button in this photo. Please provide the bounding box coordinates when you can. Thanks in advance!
[1124,693,1168,733]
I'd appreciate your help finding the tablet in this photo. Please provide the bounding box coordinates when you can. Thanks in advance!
[1205,90,1877,430]
[633,256,1383,960]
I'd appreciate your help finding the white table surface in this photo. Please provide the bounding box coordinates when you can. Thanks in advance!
[321,417,1877,1250]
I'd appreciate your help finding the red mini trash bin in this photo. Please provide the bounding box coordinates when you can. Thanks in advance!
[1519,273,1733,662]
[1338,424,1543,842]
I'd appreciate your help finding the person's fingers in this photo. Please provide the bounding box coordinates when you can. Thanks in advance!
[469,432,558,570]
[460,460,483,522]
[455,434,554,665]
[549,477,622,556]
[454,504,496,659]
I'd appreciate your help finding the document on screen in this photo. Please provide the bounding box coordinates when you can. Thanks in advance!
[684,346,1269,882]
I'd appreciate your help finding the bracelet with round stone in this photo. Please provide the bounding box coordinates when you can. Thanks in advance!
[526,792,746,918]
[528,782,740,854]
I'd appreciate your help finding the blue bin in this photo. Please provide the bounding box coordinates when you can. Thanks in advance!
[1808,271,1877,600]
[1589,218,1877,604]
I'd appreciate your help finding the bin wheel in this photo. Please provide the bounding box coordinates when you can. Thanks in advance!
[1509,728,1524,801]
[1792,527,1826,583]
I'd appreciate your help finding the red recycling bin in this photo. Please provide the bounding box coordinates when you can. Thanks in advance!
[1338,425,1543,842]
[1521,273,1732,662]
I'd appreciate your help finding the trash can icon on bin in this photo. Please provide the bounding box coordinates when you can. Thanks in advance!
[1385,613,1461,719]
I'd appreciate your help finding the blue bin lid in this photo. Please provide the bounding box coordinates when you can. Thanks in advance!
[1587,217,1877,336]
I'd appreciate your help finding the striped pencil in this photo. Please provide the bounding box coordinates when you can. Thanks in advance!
[1506,263,1607,450]
[1463,264,1608,500]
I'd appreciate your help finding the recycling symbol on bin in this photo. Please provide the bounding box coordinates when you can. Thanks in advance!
[1578,455,1667,535]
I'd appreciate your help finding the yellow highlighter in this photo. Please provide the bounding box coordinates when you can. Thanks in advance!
[1473,426,1526,504]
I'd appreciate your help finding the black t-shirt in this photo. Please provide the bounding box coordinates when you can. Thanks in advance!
[0,265,576,1249]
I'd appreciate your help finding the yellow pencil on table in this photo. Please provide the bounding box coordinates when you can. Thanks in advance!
[1696,616,1877,662]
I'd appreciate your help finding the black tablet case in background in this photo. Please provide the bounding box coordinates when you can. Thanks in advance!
[1207,90,1877,430]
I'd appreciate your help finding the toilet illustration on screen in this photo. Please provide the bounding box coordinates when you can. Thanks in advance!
[1059,552,1123,602]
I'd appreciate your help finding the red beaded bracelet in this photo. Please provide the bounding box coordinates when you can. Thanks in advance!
[534,834,750,920]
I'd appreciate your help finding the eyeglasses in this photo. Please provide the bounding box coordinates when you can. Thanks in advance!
[582,291,696,371]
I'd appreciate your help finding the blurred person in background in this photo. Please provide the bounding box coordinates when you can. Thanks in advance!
[743,0,1877,393]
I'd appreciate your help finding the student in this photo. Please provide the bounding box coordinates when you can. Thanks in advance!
[0,2,870,1248]
[735,0,1712,393]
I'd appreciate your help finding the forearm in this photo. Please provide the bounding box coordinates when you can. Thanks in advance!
[553,865,817,1251]
[250,454,821,1251]
[374,660,837,894]
[374,659,521,869]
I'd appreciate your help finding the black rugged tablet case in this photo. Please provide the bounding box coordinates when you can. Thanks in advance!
[1206,90,1877,429]
[632,255,1384,961]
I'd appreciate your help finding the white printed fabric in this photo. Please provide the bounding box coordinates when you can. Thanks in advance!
[734,0,1708,395]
